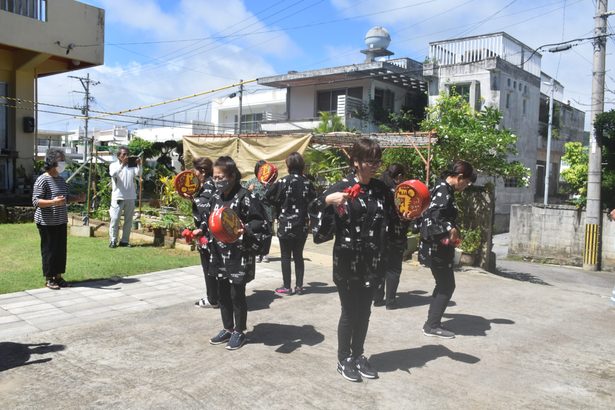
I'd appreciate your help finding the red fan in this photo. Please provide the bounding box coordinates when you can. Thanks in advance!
[174,170,200,197]
[257,162,278,184]
[394,180,430,219]
[208,207,244,244]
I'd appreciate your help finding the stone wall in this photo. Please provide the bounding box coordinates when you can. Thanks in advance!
[509,204,615,270]
[0,205,34,223]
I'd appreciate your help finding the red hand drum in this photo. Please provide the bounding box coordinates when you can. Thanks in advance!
[208,207,243,244]
[394,179,430,219]
[257,162,278,184]
[174,170,200,196]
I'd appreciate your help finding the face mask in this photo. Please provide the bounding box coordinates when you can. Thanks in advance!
[56,161,66,174]
[215,179,229,191]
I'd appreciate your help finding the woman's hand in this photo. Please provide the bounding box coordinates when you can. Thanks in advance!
[192,228,203,237]
[449,227,460,243]
[53,196,66,206]
[325,192,349,207]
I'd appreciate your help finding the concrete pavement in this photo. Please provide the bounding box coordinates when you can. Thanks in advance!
[1,238,615,409]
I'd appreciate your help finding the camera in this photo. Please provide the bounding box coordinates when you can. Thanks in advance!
[127,156,139,167]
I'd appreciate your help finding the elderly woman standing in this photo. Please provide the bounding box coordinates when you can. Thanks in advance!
[32,148,82,289]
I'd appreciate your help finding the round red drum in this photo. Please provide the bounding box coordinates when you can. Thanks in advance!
[208,207,243,244]
[174,170,200,197]
[257,162,278,184]
[394,179,430,219]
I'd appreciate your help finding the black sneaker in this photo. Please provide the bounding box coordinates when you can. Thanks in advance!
[209,329,232,345]
[118,242,131,247]
[226,331,246,350]
[337,357,361,382]
[354,355,378,379]
[373,300,385,307]
[423,326,455,339]
[109,242,117,248]
[45,279,60,290]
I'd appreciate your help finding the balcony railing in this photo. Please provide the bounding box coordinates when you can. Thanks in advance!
[1,0,47,21]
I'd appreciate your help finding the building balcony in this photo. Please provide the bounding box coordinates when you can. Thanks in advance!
[0,0,104,74]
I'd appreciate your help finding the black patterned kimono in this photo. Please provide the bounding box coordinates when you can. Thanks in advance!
[309,174,400,287]
[418,179,458,268]
[204,184,271,285]
[265,172,317,240]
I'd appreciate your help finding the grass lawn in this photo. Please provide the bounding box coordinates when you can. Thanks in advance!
[0,223,200,294]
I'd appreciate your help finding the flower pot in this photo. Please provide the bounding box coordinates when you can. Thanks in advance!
[459,252,476,266]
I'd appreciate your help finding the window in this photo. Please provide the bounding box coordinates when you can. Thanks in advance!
[316,87,363,114]
[374,88,395,112]
[505,93,511,109]
[450,83,471,103]
[234,113,264,133]
[522,99,526,115]
[507,78,511,87]
[504,177,519,187]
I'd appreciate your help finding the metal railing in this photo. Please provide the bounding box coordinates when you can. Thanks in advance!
[1,0,47,21]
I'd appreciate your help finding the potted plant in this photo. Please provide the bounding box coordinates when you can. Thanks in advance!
[459,228,482,266]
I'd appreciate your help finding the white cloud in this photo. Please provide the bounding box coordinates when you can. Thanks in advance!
[37,0,299,130]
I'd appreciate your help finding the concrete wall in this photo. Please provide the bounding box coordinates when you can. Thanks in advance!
[509,204,615,270]
[0,0,104,68]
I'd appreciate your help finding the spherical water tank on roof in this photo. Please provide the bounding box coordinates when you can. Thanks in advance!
[365,26,391,49]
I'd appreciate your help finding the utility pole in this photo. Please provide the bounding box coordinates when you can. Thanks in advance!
[544,82,555,205]
[70,73,99,226]
[238,79,244,135]
[585,0,608,271]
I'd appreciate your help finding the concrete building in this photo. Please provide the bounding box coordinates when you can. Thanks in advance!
[132,121,215,142]
[425,32,585,231]
[257,27,427,134]
[211,88,286,134]
[0,0,104,194]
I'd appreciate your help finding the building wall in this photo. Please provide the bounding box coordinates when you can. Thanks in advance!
[0,1,104,194]
[0,0,104,69]
[429,58,547,232]
[509,204,615,270]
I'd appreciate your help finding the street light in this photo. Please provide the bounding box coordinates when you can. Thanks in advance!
[543,81,555,205]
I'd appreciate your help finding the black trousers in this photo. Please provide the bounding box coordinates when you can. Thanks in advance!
[279,234,307,289]
[424,246,456,329]
[218,280,247,332]
[199,250,219,305]
[260,234,272,257]
[374,246,404,306]
[336,280,375,362]
[37,224,67,279]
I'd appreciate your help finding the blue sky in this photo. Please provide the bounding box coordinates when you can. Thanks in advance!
[38,0,609,132]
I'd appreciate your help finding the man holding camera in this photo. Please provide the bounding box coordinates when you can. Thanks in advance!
[109,146,140,248]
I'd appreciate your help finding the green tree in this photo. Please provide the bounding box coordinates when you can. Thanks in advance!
[314,111,346,133]
[128,137,158,159]
[420,92,530,185]
[560,141,588,207]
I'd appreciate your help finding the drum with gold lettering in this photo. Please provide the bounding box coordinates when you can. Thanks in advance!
[208,207,244,243]
[257,162,278,184]
[394,180,430,219]
[174,170,200,197]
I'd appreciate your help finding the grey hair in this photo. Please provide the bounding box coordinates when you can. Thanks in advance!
[44,148,66,170]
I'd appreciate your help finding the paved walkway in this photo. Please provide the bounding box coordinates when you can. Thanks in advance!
[1,239,615,409]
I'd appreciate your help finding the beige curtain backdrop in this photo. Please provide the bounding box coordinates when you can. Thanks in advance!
[183,134,312,180]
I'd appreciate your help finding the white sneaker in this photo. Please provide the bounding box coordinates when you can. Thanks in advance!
[195,298,218,308]
[261,255,269,263]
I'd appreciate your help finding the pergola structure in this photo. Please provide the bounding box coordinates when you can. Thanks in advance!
[311,131,437,182]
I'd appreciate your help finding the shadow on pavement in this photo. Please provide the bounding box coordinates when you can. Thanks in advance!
[303,282,337,294]
[70,276,141,290]
[492,267,552,286]
[247,289,278,311]
[395,290,457,310]
[248,323,325,353]
[370,344,480,373]
[442,313,515,336]
[0,342,65,372]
